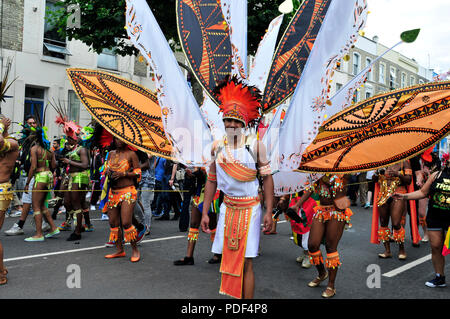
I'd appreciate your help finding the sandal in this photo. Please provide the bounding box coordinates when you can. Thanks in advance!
[130,252,141,263]
[0,272,7,285]
[378,252,392,259]
[398,253,407,260]
[321,287,336,298]
[105,251,126,259]
[308,273,328,287]
[208,255,222,264]
[174,256,194,266]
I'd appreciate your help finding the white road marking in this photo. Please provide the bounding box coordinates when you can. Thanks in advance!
[4,235,185,263]
[382,254,432,278]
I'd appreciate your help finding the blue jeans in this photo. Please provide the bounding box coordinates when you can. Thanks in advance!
[179,178,195,231]
[155,176,170,216]
[138,180,155,228]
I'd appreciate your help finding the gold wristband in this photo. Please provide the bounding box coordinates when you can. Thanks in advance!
[0,124,5,134]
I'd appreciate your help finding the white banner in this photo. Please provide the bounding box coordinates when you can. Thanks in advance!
[248,14,284,91]
[200,93,225,141]
[221,0,248,79]
[277,0,368,171]
[125,0,213,165]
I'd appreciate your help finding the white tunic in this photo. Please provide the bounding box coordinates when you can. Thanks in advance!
[212,141,262,258]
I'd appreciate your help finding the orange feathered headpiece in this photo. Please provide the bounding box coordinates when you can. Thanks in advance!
[421,146,434,163]
[214,76,262,127]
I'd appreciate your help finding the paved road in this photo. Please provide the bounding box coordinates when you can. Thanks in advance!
[0,205,449,300]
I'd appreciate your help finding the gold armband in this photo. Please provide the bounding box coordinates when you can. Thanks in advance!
[0,124,5,134]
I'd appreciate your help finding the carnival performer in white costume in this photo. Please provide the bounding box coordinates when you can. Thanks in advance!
[200,77,274,299]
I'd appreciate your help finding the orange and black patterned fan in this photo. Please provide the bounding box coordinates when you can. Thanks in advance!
[261,0,332,113]
[176,0,232,106]
[66,68,173,159]
[298,81,450,173]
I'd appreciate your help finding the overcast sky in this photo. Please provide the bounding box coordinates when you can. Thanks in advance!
[363,0,450,73]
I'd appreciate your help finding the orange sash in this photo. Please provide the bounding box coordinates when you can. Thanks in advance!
[217,148,257,182]
[407,180,421,245]
[219,195,259,299]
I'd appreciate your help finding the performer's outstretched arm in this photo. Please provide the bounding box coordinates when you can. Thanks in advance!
[201,161,217,234]
[394,171,438,201]
[257,141,274,233]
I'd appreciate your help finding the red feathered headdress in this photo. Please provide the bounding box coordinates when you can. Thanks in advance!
[55,114,81,140]
[214,76,262,127]
[99,127,114,149]
[421,146,434,163]
[51,99,81,140]
[94,122,137,151]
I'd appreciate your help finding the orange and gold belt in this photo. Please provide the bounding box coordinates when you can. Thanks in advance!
[313,205,353,227]
[0,182,13,211]
[219,195,259,299]
[107,186,138,210]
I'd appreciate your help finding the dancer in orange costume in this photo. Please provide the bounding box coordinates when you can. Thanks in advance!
[103,137,142,262]
[290,174,352,298]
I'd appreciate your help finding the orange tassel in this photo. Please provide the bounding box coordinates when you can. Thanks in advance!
[187,228,199,242]
[378,227,391,243]
[109,227,119,243]
[325,252,341,269]
[124,226,137,242]
[392,227,405,243]
[309,250,324,266]
[371,182,381,244]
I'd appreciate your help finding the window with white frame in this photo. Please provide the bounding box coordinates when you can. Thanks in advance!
[389,67,396,89]
[410,76,416,86]
[353,90,360,103]
[68,90,81,123]
[336,83,343,92]
[379,63,386,84]
[43,1,72,59]
[98,48,118,70]
[366,57,373,81]
[401,72,407,88]
[365,84,373,99]
[353,53,361,75]
[419,79,425,84]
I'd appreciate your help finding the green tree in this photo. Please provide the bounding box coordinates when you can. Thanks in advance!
[47,0,301,103]
[47,0,299,56]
